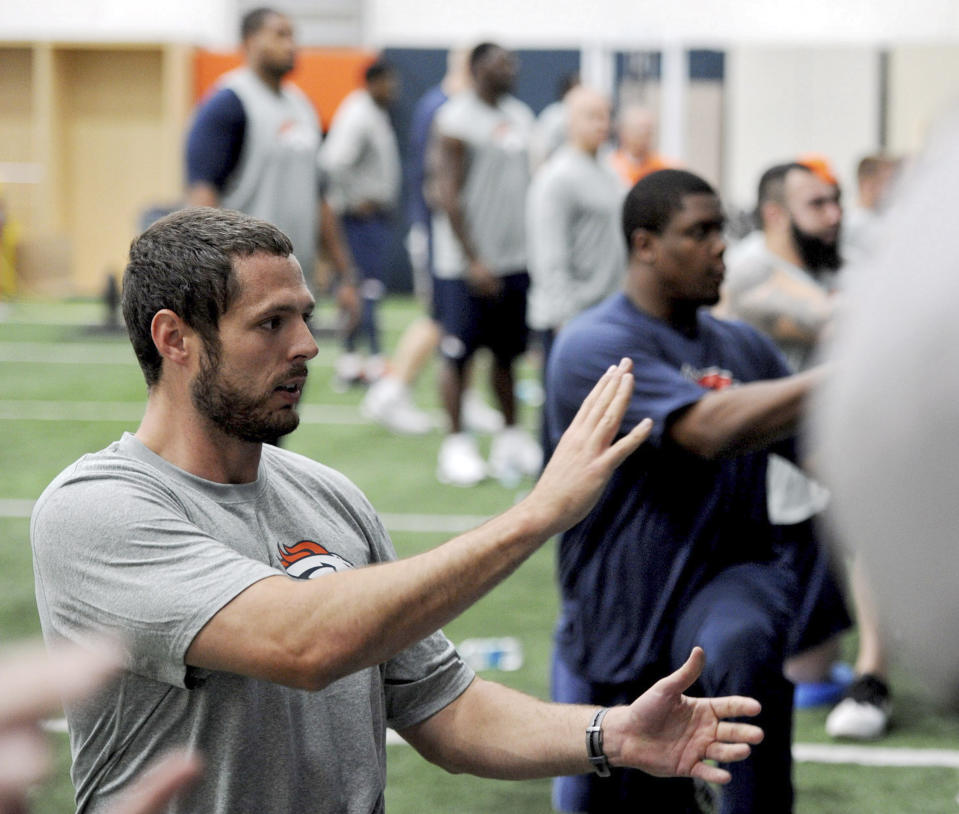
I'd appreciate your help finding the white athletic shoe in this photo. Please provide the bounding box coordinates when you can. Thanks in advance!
[362,378,434,435]
[333,352,365,391]
[437,433,487,487]
[364,354,388,383]
[488,426,543,485]
[825,674,892,740]
[462,389,504,434]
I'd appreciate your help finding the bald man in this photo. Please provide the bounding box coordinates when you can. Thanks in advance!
[526,86,627,457]
[606,104,670,187]
[527,86,627,364]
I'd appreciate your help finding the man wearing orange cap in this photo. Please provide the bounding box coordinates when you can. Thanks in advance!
[720,159,893,741]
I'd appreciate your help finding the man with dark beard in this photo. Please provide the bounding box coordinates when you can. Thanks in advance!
[30,207,765,813]
[718,158,842,372]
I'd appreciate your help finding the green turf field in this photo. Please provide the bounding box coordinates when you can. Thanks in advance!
[3,296,959,812]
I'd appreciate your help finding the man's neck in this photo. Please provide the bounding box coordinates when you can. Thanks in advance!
[135,389,263,485]
[571,140,599,158]
[763,229,804,270]
[476,84,502,107]
[250,64,283,94]
[624,269,698,332]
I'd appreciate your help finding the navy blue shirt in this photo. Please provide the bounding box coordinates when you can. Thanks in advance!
[405,84,447,228]
[546,292,794,684]
[185,88,247,190]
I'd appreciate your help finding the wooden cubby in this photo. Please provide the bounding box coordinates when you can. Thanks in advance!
[0,42,192,296]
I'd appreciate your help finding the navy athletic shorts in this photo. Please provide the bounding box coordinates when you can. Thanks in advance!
[434,270,530,365]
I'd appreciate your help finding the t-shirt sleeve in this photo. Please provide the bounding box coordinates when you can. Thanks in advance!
[728,318,793,381]
[322,486,476,730]
[185,88,247,190]
[383,632,475,731]
[526,169,577,322]
[434,98,470,142]
[31,470,278,689]
[321,101,365,176]
[547,324,707,451]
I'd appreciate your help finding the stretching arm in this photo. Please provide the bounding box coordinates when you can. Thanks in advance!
[669,366,826,459]
[186,362,651,690]
[401,648,762,784]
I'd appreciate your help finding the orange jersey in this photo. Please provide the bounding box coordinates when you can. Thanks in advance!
[607,150,671,187]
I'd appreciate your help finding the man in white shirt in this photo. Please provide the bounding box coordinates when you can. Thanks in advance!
[322,57,402,385]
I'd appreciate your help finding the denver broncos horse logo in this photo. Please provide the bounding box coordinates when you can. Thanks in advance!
[681,363,736,391]
[278,540,353,579]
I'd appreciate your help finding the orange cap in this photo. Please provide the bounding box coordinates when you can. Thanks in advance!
[797,153,839,187]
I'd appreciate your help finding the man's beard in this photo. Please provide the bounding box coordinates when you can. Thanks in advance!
[265,58,295,83]
[190,344,301,444]
[791,221,842,272]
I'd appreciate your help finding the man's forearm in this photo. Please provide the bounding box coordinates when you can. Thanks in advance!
[736,271,836,345]
[401,647,764,784]
[401,678,595,779]
[670,366,826,459]
[434,136,479,262]
[319,199,357,283]
[187,480,554,691]
[441,198,479,263]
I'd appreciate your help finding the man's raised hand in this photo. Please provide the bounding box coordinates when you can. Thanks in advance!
[529,358,652,538]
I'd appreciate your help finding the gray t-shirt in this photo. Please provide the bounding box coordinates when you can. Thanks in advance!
[431,90,534,279]
[31,434,474,814]
[526,144,627,330]
[722,231,838,372]
[321,88,402,214]
[219,67,322,280]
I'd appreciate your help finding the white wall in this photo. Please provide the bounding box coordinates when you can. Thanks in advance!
[724,47,880,211]
[365,0,959,49]
[0,0,235,47]
[4,0,958,211]
[5,0,959,49]
[888,46,959,154]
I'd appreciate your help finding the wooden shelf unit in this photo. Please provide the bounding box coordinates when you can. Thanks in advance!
[0,41,192,296]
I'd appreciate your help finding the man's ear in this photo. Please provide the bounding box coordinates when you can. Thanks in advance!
[150,310,196,370]
[760,199,788,231]
[630,227,658,264]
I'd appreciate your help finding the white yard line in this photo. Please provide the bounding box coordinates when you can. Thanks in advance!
[34,716,959,768]
[0,402,146,422]
[397,740,959,765]
[792,743,959,768]
[0,499,34,519]
[0,342,137,365]
[1,499,492,532]
[0,306,416,331]
[378,513,490,533]
[0,341,341,366]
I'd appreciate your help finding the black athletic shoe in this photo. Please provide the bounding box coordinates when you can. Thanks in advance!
[825,673,892,740]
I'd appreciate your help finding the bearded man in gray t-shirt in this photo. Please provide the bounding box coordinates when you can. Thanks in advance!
[31,207,763,813]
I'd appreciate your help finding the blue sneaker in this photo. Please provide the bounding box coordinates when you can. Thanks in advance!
[794,662,855,709]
